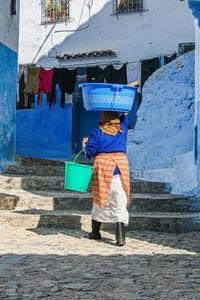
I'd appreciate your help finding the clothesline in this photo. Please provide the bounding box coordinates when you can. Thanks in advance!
[19,51,177,70]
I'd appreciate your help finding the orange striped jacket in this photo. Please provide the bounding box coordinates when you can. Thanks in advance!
[92,152,130,208]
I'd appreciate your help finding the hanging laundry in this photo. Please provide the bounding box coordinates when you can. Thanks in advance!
[109,64,127,84]
[87,64,127,84]
[141,57,160,88]
[164,53,177,65]
[37,67,53,106]
[87,65,112,83]
[127,61,141,92]
[73,67,87,104]
[17,65,27,102]
[17,72,35,109]
[50,68,77,109]
[160,56,165,67]
[23,66,41,107]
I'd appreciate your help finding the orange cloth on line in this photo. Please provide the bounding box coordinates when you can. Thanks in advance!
[92,152,130,208]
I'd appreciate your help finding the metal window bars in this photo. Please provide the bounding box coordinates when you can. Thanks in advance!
[114,0,143,15]
[41,0,70,24]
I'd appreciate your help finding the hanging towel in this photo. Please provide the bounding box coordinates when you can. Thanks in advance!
[24,66,40,107]
[73,67,87,104]
[109,64,127,84]
[17,73,35,109]
[164,53,177,65]
[160,56,165,67]
[17,65,27,102]
[37,67,54,106]
[50,68,77,109]
[141,57,160,88]
[127,61,141,92]
[87,64,127,84]
[87,65,112,83]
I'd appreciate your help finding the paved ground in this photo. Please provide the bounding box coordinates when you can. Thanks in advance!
[1,226,200,299]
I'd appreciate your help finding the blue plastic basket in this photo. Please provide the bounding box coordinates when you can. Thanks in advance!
[79,83,137,113]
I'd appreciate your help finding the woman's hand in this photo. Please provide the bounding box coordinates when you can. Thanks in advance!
[82,137,89,148]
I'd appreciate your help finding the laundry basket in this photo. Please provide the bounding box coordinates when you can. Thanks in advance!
[65,150,93,192]
[79,83,137,112]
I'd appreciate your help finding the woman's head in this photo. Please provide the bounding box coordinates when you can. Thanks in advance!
[100,111,120,124]
[99,111,123,136]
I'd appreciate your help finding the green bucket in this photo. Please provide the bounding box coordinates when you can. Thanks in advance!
[65,150,93,192]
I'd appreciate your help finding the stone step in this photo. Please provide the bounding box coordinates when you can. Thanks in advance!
[3,165,65,177]
[1,210,200,233]
[15,156,65,167]
[0,175,172,194]
[15,155,93,167]
[0,190,198,213]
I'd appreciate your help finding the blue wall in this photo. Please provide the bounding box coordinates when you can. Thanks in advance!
[0,42,18,170]
[127,50,197,195]
[17,85,138,160]
[16,89,73,160]
[128,50,195,169]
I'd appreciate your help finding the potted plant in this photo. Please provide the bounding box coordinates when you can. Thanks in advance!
[46,1,60,21]
[60,0,68,20]
[118,0,137,13]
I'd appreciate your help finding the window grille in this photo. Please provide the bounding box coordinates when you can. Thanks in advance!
[41,0,70,24]
[113,0,143,15]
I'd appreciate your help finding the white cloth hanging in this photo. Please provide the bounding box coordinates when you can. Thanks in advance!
[127,61,141,92]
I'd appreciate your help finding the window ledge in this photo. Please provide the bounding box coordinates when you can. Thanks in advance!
[111,9,148,17]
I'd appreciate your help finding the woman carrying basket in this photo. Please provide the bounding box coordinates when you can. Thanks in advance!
[82,111,130,246]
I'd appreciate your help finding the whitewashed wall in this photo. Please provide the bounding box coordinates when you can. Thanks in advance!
[0,0,20,52]
[18,0,195,66]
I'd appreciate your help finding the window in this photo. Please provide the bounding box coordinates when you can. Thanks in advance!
[113,0,143,15]
[41,0,70,24]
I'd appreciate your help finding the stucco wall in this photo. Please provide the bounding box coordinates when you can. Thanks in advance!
[0,1,19,171]
[188,1,200,195]
[127,50,197,194]
[194,12,200,192]
[16,92,73,160]
[0,1,20,52]
[0,43,18,167]
[18,0,194,66]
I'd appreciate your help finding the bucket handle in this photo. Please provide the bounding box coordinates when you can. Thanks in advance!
[73,149,84,163]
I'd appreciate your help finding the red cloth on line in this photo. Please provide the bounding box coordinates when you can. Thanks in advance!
[37,67,53,106]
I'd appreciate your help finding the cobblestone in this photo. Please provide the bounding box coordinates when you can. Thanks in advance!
[0,226,200,299]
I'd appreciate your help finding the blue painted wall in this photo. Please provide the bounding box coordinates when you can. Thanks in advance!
[0,42,18,170]
[127,50,197,195]
[16,88,73,160]
[17,84,138,160]
[128,50,195,169]
[189,1,200,197]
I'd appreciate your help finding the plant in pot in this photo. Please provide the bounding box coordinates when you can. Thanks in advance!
[46,1,60,21]
[60,0,68,20]
[118,0,137,13]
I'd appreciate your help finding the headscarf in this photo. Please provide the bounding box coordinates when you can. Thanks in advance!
[98,111,123,136]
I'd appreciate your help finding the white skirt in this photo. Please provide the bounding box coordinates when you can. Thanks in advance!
[91,174,129,225]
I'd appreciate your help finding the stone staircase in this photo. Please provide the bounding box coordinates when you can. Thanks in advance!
[0,156,200,233]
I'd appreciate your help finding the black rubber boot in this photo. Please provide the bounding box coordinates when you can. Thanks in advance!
[116,222,126,246]
[88,219,101,240]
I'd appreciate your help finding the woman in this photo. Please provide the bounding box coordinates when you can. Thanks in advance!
[82,111,130,246]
